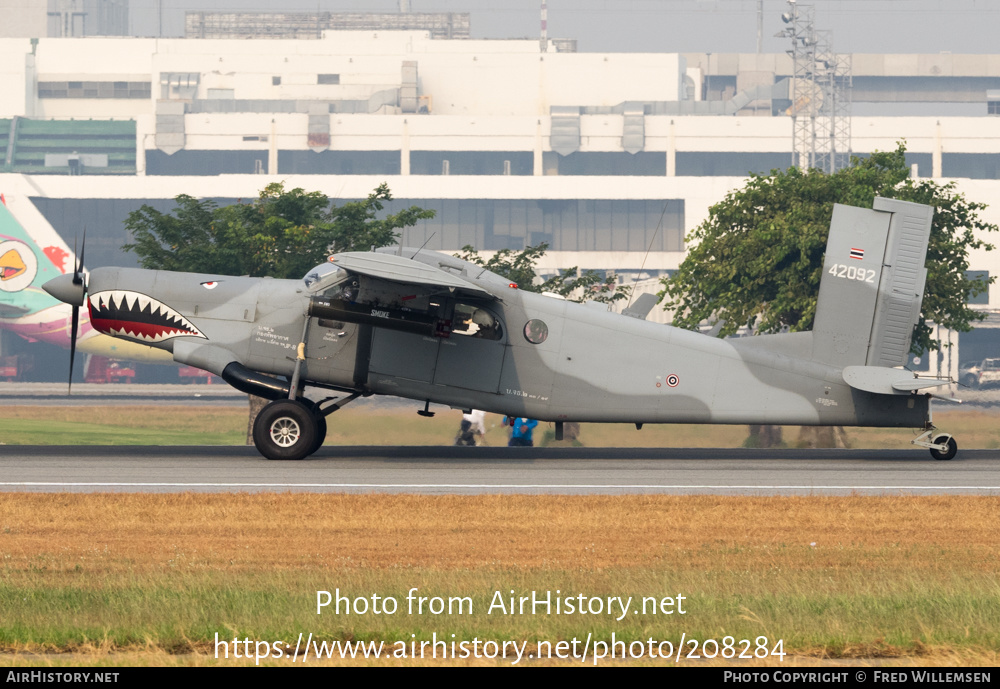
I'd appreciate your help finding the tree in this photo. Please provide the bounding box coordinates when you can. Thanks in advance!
[456,243,631,304]
[124,182,435,279]
[123,183,435,442]
[659,143,997,449]
[660,143,996,355]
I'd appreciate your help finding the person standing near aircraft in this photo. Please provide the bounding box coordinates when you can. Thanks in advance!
[455,409,486,446]
[504,416,538,447]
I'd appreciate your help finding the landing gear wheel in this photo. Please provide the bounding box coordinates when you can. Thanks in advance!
[253,399,317,461]
[311,409,328,455]
[930,435,957,461]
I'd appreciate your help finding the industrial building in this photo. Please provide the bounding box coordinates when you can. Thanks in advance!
[0,22,998,380]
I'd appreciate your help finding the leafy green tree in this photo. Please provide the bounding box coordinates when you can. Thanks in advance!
[456,243,630,304]
[660,143,996,354]
[124,182,435,279]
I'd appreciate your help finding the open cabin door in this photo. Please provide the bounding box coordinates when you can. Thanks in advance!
[433,302,506,393]
[368,300,506,394]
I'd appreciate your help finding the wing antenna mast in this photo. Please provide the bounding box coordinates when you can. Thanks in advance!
[410,232,437,261]
[624,201,668,310]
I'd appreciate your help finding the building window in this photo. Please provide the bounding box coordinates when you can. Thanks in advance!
[967,270,990,305]
[377,198,685,253]
[988,90,1000,115]
[942,154,1000,180]
[277,150,401,175]
[410,151,533,176]
[317,74,340,85]
[272,76,281,86]
[38,81,151,99]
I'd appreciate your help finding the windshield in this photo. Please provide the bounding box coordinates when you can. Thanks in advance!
[303,262,346,290]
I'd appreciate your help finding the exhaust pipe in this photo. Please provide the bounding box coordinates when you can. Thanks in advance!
[221,361,291,400]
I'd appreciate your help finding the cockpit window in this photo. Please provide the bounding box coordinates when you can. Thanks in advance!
[452,304,503,341]
[303,263,346,290]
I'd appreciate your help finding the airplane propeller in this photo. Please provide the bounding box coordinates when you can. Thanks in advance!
[68,232,85,393]
[42,233,87,393]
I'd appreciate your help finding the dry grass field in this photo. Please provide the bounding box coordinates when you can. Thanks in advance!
[1,405,998,665]
[0,493,997,666]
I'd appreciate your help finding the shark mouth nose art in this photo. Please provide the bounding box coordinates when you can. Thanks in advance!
[88,290,206,342]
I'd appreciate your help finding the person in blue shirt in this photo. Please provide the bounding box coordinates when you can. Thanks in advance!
[503,416,538,447]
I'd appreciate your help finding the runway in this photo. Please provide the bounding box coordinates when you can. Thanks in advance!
[0,446,997,494]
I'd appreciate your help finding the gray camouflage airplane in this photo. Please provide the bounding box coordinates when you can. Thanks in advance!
[43,196,959,461]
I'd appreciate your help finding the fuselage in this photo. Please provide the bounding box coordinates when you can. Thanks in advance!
[78,254,930,430]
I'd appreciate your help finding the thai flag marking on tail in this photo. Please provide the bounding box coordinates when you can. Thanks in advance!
[849,247,865,260]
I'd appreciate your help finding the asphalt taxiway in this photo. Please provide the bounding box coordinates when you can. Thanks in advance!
[0,446,997,495]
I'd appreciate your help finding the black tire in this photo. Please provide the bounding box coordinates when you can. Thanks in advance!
[252,399,317,461]
[929,435,957,461]
[311,411,328,454]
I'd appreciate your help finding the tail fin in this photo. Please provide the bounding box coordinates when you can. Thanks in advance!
[0,195,74,316]
[811,197,933,368]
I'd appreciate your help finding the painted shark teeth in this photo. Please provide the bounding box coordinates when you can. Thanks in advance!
[87,289,207,343]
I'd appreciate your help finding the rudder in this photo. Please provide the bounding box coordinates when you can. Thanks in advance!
[866,197,933,367]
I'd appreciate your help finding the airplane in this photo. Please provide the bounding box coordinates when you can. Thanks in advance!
[0,195,171,369]
[42,196,960,461]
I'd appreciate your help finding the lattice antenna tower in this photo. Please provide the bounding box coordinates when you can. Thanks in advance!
[778,0,851,173]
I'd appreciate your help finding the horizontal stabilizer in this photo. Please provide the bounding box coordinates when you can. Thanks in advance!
[843,365,951,395]
[0,303,28,317]
[622,293,658,320]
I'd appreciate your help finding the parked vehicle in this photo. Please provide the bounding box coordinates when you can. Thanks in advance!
[960,358,1000,389]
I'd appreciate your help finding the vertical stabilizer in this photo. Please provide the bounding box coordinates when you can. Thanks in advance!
[811,197,933,368]
[0,195,73,317]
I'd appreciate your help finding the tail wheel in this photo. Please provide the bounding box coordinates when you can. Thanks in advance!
[929,435,957,461]
[252,399,317,461]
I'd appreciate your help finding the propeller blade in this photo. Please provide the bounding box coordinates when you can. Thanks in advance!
[72,236,79,281]
[68,231,85,394]
[69,304,79,394]
[78,229,85,278]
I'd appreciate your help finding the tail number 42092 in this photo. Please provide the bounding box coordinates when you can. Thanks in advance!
[829,264,876,283]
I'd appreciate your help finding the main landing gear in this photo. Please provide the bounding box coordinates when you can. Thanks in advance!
[912,427,958,461]
[252,392,361,460]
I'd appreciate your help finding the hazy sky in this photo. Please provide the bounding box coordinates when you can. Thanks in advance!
[127,0,1000,54]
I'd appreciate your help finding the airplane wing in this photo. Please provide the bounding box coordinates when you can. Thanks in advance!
[0,303,29,317]
[329,252,495,298]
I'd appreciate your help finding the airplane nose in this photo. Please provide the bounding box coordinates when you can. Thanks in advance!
[43,273,86,306]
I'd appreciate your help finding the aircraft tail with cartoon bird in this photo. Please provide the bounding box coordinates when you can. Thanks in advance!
[0,194,169,364]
